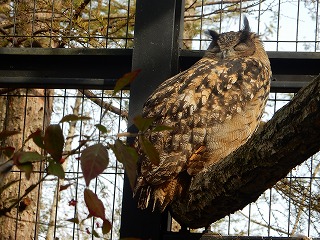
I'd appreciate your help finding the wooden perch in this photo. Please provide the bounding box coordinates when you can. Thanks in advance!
[170,74,320,229]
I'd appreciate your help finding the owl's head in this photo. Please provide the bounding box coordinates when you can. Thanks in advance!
[206,17,263,59]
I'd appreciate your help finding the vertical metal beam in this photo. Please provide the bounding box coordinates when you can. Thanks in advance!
[120,0,184,239]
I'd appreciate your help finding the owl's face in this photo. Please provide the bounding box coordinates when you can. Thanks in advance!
[206,17,257,59]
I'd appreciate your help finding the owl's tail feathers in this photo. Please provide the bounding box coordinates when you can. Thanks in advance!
[133,180,152,210]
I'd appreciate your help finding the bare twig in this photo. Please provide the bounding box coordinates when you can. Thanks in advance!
[79,89,128,119]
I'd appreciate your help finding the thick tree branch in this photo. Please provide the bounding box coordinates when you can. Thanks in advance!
[170,74,320,229]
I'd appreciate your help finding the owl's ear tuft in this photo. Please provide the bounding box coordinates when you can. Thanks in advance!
[243,16,251,32]
[239,16,251,42]
[205,29,219,40]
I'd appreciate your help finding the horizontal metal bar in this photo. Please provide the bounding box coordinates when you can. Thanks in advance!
[0,77,118,89]
[0,49,133,82]
[270,80,310,93]
[0,49,319,91]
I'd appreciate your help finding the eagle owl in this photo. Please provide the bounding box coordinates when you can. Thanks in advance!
[134,17,272,212]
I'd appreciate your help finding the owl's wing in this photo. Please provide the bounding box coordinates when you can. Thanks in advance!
[138,56,270,184]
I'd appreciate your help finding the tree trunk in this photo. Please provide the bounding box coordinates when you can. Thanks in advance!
[170,75,320,228]
[0,89,52,239]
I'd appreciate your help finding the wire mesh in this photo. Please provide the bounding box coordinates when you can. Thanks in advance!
[0,89,129,239]
[183,0,320,52]
[0,0,135,48]
[0,0,319,239]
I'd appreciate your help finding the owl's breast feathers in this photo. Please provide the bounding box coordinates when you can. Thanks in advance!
[134,56,271,211]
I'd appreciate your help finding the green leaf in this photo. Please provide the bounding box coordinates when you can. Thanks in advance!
[152,125,173,132]
[47,161,65,179]
[133,115,155,132]
[59,114,91,123]
[109,140,138,190]
[139,136,160,165]
[102,219,112,234]
[44,125,64,162]
[84,188,106,220]
[113,69,141,96]
[0,130,20,140]
[80,143,109,187]
[15,151,43,164]
[95,124,108,134]
[17,163,33,180]
[92,229,100,237]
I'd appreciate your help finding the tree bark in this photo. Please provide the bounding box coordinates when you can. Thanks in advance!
[0,89,52,239]
[170,74,320,229]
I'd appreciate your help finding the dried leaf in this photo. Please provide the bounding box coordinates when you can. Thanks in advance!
[139,136,160,165]
[113,69,141,96]
[59,114,91,123]
[133,115,155,132]
[80,143,109,186]
[44,125,64,162]
[109,140,138,190]
[84,188,106,220]
[47,161,65,179]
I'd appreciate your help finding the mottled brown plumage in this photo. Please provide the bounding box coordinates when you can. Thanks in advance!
[134,17,272,212]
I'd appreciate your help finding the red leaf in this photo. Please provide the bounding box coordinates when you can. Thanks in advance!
[25,129,45,149]
[102,219,112,234]
[60,183,73,191]
[66,217,80,224]
[0,146,15,158]
[68,199,78,206]
[80,143,109,186]
[44,125,64,162]
[113,69,141,96]
[84,188,106,220]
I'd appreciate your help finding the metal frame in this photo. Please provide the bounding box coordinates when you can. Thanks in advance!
[0,0,320,239]
[0,49,319,91]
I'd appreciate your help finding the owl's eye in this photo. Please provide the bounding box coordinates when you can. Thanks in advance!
[234,43,249,51]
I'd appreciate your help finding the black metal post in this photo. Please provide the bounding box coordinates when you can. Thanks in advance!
[120,0,184,239]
